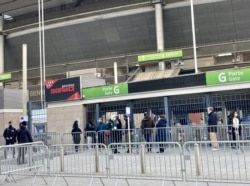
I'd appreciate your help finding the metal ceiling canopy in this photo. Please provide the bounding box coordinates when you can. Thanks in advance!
[0,0,73,17]
[0,0,187,18]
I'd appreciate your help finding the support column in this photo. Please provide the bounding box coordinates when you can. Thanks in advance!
[0,15,4,87]
[128,101,134,129]
[95,103,100,126]
[154,1,165,70]
[164,96,171,141]
[205,93,212,123]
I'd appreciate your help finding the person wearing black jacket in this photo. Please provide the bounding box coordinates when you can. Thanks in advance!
[3,121,17,158]
[141,112,155,152]
[71,120,82,152]
[16,121,33,164]
[207,107,218,150]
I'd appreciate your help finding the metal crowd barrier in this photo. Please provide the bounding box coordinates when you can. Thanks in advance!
[0,140,250,185]
[0,141,48,183]
[107,142,183,183]
[32,132,61,146]
[37,124,250,146]
[183,140,250,184]
[48,143,108,185]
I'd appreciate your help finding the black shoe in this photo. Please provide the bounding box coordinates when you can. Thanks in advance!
[157,150,164,153]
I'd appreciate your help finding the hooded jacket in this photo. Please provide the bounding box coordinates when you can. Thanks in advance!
[141,115,155,134]
[71,121,82,143]
[16,124,33,144]
[156,118,167,142]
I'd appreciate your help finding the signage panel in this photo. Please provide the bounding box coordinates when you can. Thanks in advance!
[138,50,183,63]
[206,68,250,85]
[45,77,81,102]
[0,73,11,81]
[82,83,128,99]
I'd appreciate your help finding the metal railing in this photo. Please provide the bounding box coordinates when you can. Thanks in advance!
[183,140,250,184]
[0,140,250,185]
[28,124,250,146]
[0,142,48,183]
[107,142,183,181]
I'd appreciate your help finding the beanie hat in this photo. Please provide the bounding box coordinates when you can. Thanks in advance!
[21,121,27,126]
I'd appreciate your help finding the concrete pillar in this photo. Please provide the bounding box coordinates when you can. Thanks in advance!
[205,93,212,123]
[0,15,4,87]
[114,62,118,84]
[164,96,171,141]
[154,1,165,70]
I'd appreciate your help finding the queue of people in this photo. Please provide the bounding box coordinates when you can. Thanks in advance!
[3,108,243,159]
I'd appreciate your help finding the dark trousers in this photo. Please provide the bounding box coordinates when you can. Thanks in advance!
[74,141,80,152]
[159,144,164,152]
[144,133,152,152]
[231,127,241,147]
[17,147,26,164]
[98,133,105,148]
[111,131,119,153]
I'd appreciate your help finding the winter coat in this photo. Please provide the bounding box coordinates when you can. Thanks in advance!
[3,126,17,144]
[227,115,242,135]
[72,125,82,143]
[96,122,106,133]
[141,116,155,134]
[208,111,217,133]
[156,118,167,142]
[16,126,33,144]
[85,121,95,136]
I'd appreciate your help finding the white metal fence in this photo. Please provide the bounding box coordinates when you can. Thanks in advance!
[1,139,250,185]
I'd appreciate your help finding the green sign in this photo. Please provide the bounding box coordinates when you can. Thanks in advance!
[138,50,183,63]
[0,73,11,81]
[82,83,128,99]
[206,68,250,85]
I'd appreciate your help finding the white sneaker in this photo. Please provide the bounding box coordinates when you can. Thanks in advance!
[211,148,218,151]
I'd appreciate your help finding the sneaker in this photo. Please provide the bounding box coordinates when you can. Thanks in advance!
[211,148,218,151]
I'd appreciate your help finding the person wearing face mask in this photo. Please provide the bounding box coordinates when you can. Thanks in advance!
[3,121,17,158]
[228,111,242,148]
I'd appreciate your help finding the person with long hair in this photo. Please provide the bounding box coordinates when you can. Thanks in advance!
[228,111,241,148]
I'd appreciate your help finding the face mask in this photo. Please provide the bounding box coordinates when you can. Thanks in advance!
[99,120,102,122]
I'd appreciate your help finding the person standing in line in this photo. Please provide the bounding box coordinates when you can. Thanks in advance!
[96,117,106,148]
[16,121,33,164]
[85,119,95,150]
[207,107,218,150]
[108,117,120,154]
[3,121,17,158]
[71,120,82,152]
[228,111,242,148]
[115,115,122,143]
[156,115,167,153]
[141,112,155,152]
